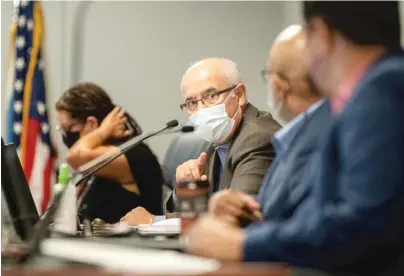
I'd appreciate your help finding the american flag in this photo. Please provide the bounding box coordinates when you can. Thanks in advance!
[6,0,58,214]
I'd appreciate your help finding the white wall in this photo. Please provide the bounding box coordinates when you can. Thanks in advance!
[2,1,404,163]
[1,1,284,162]
[281,1,302,27]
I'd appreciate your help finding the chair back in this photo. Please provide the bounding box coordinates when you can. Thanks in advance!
[162,133,210,189]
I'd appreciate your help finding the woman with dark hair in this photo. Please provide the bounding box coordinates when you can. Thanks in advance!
[55,82,163,223]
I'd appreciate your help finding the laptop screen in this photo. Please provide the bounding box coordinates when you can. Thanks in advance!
[1,138,39,241]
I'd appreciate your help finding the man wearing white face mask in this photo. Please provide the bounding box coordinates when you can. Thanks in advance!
[119,58,280,225]
[166,58,280,211]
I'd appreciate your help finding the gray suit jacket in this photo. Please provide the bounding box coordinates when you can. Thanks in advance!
[165,103,280,213]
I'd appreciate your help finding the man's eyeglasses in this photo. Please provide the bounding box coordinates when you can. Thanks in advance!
[180,85,237,112]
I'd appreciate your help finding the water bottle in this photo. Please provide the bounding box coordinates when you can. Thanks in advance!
[53,163,77,235]
[54,163,70,194]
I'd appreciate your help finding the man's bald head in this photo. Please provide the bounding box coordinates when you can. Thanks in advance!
[268,25,307,83]
[181,58,241,93]
[180,57,247,115]
[265,25,321,125]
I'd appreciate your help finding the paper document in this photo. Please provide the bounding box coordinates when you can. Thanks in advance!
[41,238,221,274]
[135,218,180,227]
[153,218,180,226]
[134,218,181,235]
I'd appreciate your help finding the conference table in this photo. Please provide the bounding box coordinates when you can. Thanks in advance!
[1,232,332,276]
[3,263,292,276]
[3,261,333,276]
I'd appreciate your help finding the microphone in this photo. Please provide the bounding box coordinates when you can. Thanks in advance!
[166,120,179,128]
[17,120,189,263]
[161,125,195,135]
[179,125,194,133]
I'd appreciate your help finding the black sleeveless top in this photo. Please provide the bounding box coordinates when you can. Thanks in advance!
[79,142,163,223]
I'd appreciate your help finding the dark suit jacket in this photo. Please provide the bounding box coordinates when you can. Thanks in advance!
[244,50,404,276]
[257,100,332,220]
[165,103,280,213]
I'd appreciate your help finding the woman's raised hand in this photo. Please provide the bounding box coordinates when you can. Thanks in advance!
[99,106,131,139]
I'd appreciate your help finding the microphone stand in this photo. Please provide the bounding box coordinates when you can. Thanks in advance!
[76,122,188,214]
[17,120,183,264]
[77,125,196,228]
[75,119,179,178]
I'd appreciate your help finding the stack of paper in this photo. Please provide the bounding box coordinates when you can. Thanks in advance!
[137,218,181,235]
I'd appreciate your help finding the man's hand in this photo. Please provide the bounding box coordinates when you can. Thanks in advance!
[175,152,208,183]
[209,190,261,225]
[120,207,154,226]
[186,214,245,262]
[99,107,131,139]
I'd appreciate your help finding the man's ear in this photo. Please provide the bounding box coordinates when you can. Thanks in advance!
[272,75,290,101]
[311,18,336,55]
[234,83,247,107]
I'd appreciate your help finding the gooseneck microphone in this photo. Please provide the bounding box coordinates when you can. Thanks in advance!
[76,119,179,178]
[177,125,194,133]
[78,124,194,185]
[18,120,191,263]
[166,120,180,128]
[76,121,185,210]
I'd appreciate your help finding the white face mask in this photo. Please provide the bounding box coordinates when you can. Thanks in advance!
[267,88,287,126]
[189,91,240,144]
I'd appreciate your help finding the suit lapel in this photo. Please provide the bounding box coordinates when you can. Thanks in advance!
[218,104,260,191]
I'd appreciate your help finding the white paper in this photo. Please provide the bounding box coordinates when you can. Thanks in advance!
[40,238,221,274]
[153,218,180,226]
[135,218,181,235]
[137,225,180,235]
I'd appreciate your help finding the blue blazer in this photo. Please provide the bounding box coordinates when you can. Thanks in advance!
[244,50,404,276]
[256,101,332,220]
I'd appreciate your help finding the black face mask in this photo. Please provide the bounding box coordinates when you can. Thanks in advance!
[62,131,81,148]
